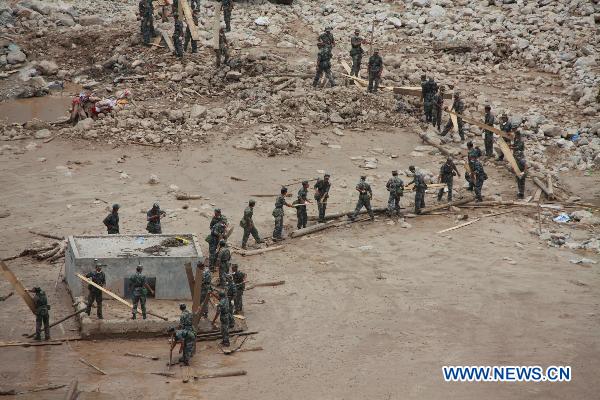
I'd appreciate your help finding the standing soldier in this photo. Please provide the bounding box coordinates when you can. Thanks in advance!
[512,130,525,158]
[138,0,146,40]
[471,157,487,202]
[208,216,227,271]
[496,113,515,161]
[29,287,50,341]
[432,86,445,131]
[212,291,231,347]
[216,240,231,287]
[225,274,236,320]
[420,74,427,111]
[140,0,154,46]
[295,181,311,230]
[437,158,459,202]
[483,105,495,157]
[312,43,336,88]
[85,259,106,319]
[314,173,331,223]
[129,263,154,320]
[178,303,193,332]
[199,262,212,318]
[465,141,482,191]
[272,187,293,241]
[367,49,383,93]
[221,0,233,32]
[146,203,165,234]
[350,29,365,77]
[350,175,374,221]
[173,13,184,59]
[408,166,427,214]
[216,27,229,67]
[516,155,527,199]
[442,92,465,141]
[103,204,120,234]
[184,8,198,54]
[318,27,335,51]
[231,264,246,314]
[385,170,404,217]
[240,200,262,249]
[423,77,438,123]
[169,328,196,366]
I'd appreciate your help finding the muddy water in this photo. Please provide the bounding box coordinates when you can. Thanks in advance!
[0,93,72,124]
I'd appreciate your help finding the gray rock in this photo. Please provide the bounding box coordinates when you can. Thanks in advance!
[78,15,103,26]
[429,5,446,17]
[7,50,26,64]
[168,109,185,123]
[54,12,75,27]
[540,124,562,137]
[76,118,94,131]
[189,104,207,119]
[37,60,58,75]
[33,129,51,139]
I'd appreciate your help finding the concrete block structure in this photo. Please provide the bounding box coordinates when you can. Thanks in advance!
[65,234,203,300]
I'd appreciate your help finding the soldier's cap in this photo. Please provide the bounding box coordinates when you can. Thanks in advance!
[392,170,398,175]
[218,291,226,298]
[153,202,159,208]
[421,74,426,79]
[484,104,491,110]
[467,141,473,147]
[33,287,41,292]
[324,173,330,178]
[136,264,143,270]
[325,27,332,31]
[454,91,460,97]
[373,49,379,53]
[249,199,256,205]
[219,239,227,246]
[409,165,415,171]
[302,180,309,185]
[428,77,434,81]
[354,29,360,32]
[232,263,239,268]
[112,203,120,210]
[179,303,186,310]
[214,208,221,213]
[360,175,367,179]
[281,186,288,193]
[447,157,453,162]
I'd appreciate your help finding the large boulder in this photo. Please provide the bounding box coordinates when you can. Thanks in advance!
[540,124,562,137]
[78,15,103,26]
[37,60,58,75]
[189,104,207,119]
[7,50,26,64]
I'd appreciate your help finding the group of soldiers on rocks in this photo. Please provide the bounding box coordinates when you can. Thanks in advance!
[312,27,384,93]
[138,0,231,65]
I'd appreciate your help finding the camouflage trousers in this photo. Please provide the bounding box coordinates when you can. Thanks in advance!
[234,289,243,313]
[86,290,103,318]
[132,294,146,319]
[516,174,526,199]
[313,67,336,87]
[432,105,442,130]
[414,189,426,214]
[220,317,230,346]
[173,36,183,58]
[242,226,261,248]
[367,71,380,93]
[224,8,231,31]
[474,178,484,201]
[438,178,453,202]
[273,214,284,239]
[35,313,50,339]
[424,99,433,122]
[316,200,327,222]
[296,205,307,229]
[180,339,195,364]
[387,193,401,216]
[184,31,197,53]
[351,54,362,76]
[216,47,229,67]
[442,117,464,140]
[484,132,494,156]
[352,196,374,220]
[200,287,210,317]
[208,236,218,269]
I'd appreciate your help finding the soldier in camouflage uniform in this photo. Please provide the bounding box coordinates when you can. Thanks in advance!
[465,141,482,191]
[169,327,196,366]
[212,291,231,346]
[140,0,154,46]
[173,13,184,59]
[178,303,193,332]
[225,274,236,324]
[184,8,198,54]
[385,170,404,217]
[85,260,106,319]
[367,50,383,93]
[350,29,365,77]
[313,43,335,88]
[318,27,335,51]
[350,176,374,221]
[423,77,438,123]
[420,74,427,111]
[295,181,311,229]
[441,92,465,141]
[231,264,246,314]
[314,174,331,223]
[272,187,293,240]
[496,113,514,161]
[200,262,212,318]
[208,209,227,270]
[408,166,427,214]
[241,200,262,249]
[471,158,487,202]
[216,27,229,67]
[29,287,50,341]
[437,158,459,202]
[483,105,495,157]
[432,86,445,131]
[516,154,527,199]
[216,239,231,287]
[512,130,525,159]
[221,0,233,32]
[146,202,165,234]
[103,204,120,234]
[129,264,153,319]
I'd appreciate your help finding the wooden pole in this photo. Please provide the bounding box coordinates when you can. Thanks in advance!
[420,197,475,214]
[532,177,551,198]
[79,358,107,375]
[247,281,285,290]
[184,262,194,297]
[26,308,87,338]
[234,245,284,257]
[290,220,338,238]
[0,260,36,313]
[191,263,203,328]
[28,230,64,241]
[546,174,554,200]
[193,370,247,380]
[417,131,454,157]
[64,380,78,400]
[437,218,481,234]
[75,273,168,321]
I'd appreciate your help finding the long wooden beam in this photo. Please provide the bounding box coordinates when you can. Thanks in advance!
[191,264,203,328]
[340,61,363,88]
[0,260,36,313]
[75,273,168,321]
[446,110,513,140]
[178,0,200,41]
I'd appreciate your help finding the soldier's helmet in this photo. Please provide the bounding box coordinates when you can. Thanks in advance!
[421,74,426,80]
[113,204,120,210]
[467,141,474,148]
[360,175,367,180]
[324,173,330,178]
[454,91,460,98]
[485,104,491,110]
[249,199,256,206]
[392,170,398,175]
[232,263,238,270]
[219,239,227,246]
[136,263,143,272]
[325,27,332,31]
[302,180,309,186]
[219,291,226,298]
[409,165,415,172]
[179,303,186,311]
[447,157,453,163]
[373,49,379,54]
[281,186,288,193]
[153,202,159,208]
[354,29,360,33]
[428,77,434,82]
[33,287,41,293]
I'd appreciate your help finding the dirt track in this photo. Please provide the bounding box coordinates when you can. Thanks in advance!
[0,126,598,399]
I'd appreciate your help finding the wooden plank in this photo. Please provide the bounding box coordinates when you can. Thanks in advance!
[234,245,284,257]
[446,110,513,140]
[246,280,285,290]
[179,0,200,41]
[212,6,221,49]
[420,196,476,214]
[547,174,554,200]
[75,273,168,321]
[152,35,161,46]
[290,220,338,238]
[193,370,247,380]
[437,218,481,234]
[64,379,78,400]
[79,357,107,375]
[184,262,194,297]
[159,29,174,52]
[496,137,524,177]
[191,264,203,328]
[532,177,551,198]
[533,188,542,202]
[0,260,36,314]
[450,113,459,133]
[340,61,363,88]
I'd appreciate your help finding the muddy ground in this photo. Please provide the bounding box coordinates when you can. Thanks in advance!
[0,125,598,399]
